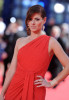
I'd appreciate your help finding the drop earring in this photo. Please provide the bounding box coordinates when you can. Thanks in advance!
[42,25,45,31]
[27,24,29,28]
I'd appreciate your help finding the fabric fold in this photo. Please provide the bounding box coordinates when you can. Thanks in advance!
[5,35,53,100]
[22,72,34,100]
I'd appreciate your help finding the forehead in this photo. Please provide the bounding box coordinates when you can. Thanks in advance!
[31,13,42,18]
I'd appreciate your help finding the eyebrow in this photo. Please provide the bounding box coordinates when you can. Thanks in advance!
[31,17,41,19]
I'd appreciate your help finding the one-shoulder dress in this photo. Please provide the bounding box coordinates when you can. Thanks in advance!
[5,35,53,100]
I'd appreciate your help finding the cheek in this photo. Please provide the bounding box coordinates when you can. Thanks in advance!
[28,21,43,29]
[28,22,32,28]
[37,22,43,28]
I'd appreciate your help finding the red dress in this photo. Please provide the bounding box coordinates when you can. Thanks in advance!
[5,35,53,100]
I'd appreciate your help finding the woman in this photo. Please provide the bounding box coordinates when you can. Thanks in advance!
[0,5,69,100]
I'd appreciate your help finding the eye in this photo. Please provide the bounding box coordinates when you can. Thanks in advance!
[35,18,40,21]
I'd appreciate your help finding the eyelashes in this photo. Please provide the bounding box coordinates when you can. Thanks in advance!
[35,18,40,21]
[28,18,41,21]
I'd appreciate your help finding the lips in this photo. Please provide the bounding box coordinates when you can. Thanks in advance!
[31,26,36,29]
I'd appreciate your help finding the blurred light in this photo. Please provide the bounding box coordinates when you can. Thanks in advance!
[68,4,69,12]
[52,26,61,38]
[22,0,31,6]
[18,26,24,31]
[54,3,65,13]
[0,22,6,35]
[30,0,38,6]
[38,1,45,7]
[61,23,69,34]
[10,17,16,23]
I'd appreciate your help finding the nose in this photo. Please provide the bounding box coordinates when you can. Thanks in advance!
[31,19,35,24]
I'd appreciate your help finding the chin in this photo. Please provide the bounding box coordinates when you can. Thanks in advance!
[31,29,41,32]
[31,29,37,32]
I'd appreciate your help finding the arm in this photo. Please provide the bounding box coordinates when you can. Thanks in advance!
[34,37,69,88]
[49,37,69,87]
[1,39,19,96]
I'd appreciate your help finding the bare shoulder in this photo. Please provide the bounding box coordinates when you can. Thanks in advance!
[16,37,25,45]
[49,36,66,56]
[48,36,62,55]
[49,36,58,45]
[17,37,25,42]
[49,36,60,49]
[16,36,28,50]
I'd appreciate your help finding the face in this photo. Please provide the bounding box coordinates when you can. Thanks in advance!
[28,13,46,33]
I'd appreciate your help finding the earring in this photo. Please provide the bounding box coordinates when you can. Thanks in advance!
[42,25,45,31]
[27,25,30,30]
[27,24,29,28]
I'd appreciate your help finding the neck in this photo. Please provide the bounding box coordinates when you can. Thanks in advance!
[30,30,43,38]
